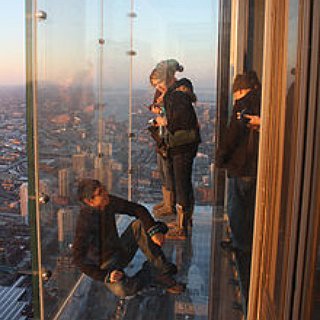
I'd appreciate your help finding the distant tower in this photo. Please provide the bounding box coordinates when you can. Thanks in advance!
[93,155,104,183]
[39,179,50,195]
[106,163,113,192]
[105,143,113,158]
[57,208,76,251]
[93,156,113,192]
[58,169,70,198]
[72,154,86,177]
[19,183,28,225]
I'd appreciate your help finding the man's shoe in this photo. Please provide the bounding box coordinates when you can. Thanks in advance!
[166,282,186,295]
[166,220,178,229]
[163,262,178,276]
[167,219,192,229]
[153,206,175,218]
[153,273,185,295]
[141,260,177,277]
[166,228,187,241]
[152,203,164,211]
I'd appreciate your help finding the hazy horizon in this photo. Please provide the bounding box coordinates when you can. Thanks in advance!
[0,1,218,88]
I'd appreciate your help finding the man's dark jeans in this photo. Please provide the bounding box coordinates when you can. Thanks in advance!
[227,176,257,252]
[157,153,174,191]
[171,150,196,211]
[103,220,172,298]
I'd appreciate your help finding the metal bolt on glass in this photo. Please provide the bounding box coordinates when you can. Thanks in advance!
[41,270,52,281]
[35,10,47,20]
[38,193,50,204]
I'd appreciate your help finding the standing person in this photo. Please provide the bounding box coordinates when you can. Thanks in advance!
[149,59,201,240]
[72,179,184,298]
[148,90,176,218]
[216,71,261,299]
[216,71,261,254]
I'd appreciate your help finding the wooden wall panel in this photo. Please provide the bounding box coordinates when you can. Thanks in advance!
[248,0,289,318]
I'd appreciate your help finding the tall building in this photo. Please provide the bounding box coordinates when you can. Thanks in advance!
[72,154,86,177]
[57,207,76,251]
[93,156,113,191]
[58,168,70,198]
[19,183,28,225]
[105,143,112,158]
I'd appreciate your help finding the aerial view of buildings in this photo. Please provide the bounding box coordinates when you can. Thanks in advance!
[1,0,320,319]
[0,83,216,319]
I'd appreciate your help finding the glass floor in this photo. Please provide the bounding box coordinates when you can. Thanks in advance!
[59,206,244,320]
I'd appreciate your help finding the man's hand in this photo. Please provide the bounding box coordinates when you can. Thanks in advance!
[150,105,162,114]
[109,270,124,283]
[244,114,261,129]
[151,232,165,247]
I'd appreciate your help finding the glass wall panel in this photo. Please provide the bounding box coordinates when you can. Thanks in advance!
[74,1,218,319]
[213,0,265,318]
[30,0,219,319]
[34,0,101,318]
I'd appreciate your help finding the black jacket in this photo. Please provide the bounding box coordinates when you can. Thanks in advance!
[72,195,156,282]
[216,88,261,177]
[164,78,201,155]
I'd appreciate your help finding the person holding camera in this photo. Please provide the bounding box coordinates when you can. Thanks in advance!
[216,71,261,254]
[149,59,201,240]
[147,89,176,219]
[72,179,185,298]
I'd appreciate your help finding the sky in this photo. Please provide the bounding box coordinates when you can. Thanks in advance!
[0,1,218,90]
[0,1,25,86]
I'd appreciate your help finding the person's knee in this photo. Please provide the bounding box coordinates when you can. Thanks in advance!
[130,220,143,238]
[131,219,142,230]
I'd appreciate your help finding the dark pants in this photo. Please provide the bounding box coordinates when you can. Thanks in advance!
[227,176,257,252]
[170,150,196,211]
[103,220,171,298]
[157,153,174,191]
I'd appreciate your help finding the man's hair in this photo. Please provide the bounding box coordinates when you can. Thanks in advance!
[232,71,261,93]
[78,179,101,202]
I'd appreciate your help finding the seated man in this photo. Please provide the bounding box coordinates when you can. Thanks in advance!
[72,179,184,298]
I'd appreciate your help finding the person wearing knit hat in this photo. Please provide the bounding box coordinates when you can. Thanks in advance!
[149,59,201,240]
[148,88,176,219]
[150,59,184,93]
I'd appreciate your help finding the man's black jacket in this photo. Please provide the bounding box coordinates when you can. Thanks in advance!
[164,78,201,155]
[216,88,261,177]
[72,195,156,282]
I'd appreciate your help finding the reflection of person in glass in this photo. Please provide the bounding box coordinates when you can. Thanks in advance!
[149,59,201,240]
[217,71,261,251]
[216,71,261,297]
[72,179,184,298]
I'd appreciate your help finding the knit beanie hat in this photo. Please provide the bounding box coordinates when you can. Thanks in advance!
[150,59,183,85]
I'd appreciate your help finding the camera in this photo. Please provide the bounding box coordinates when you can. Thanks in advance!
[148,118,158,126]
[147,103,161,112]
[239,109,250,124]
